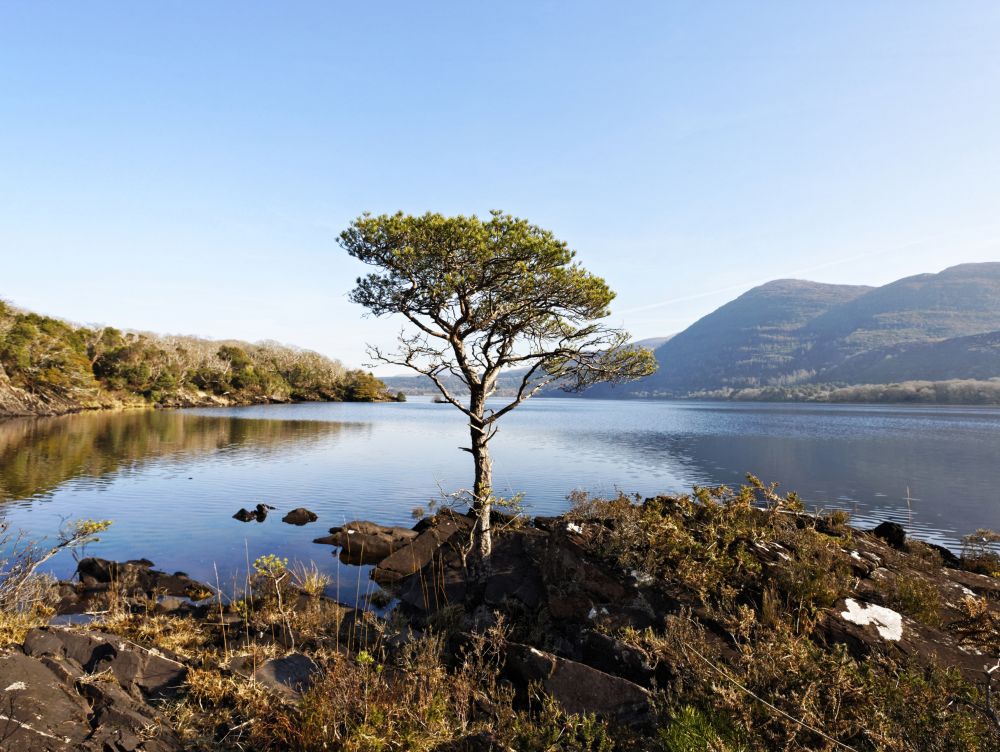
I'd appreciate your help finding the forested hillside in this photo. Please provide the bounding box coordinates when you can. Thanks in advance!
[0,300,394,416]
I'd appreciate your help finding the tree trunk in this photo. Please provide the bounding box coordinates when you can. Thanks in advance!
[469,392,493,560]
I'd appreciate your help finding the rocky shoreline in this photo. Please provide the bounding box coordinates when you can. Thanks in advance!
[2,487,1000,750]
[0,389,400,420]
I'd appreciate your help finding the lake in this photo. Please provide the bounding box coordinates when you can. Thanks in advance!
[1,398,998,601]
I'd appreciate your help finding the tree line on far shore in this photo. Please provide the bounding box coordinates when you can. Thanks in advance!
[686,378,1000,405]
[0,300,395,407]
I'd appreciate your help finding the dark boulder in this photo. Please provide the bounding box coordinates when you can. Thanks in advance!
[0,648,184,752]
[397,551,468,613]
[229,652,321,701]
[77,558,154,582]
[482,532,545,609]
[924,541,961,568]
[282,507,318,525]
[579,629,659,686]
[78,679,183,750]
[503,643,652,724]
[872,521,907,549]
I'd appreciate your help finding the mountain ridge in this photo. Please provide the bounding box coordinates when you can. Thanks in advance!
[563,262,1000,402]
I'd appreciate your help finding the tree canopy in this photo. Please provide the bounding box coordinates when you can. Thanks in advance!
[342,210,656,417]
[341,210,657,558]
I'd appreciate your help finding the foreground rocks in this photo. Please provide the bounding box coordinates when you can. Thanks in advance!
[5,496,999,749]
[1,628,184,751]
[321,504,1000,717]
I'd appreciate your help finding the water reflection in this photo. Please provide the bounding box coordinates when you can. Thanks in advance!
[0,410,362,502]
[0,400,997,594]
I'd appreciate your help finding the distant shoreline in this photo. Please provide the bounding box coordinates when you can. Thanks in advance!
[0,393,400,421]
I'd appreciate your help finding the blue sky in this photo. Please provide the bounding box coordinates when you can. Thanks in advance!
[2,2,999,372]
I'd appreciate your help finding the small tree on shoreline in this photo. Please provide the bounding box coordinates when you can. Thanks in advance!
[340,211,656,561]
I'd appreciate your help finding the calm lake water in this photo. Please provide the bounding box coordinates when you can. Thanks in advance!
[1,398,999,600]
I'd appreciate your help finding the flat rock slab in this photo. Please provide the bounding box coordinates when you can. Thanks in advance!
[78,679,183,750]
[504,643,652,724]
[0,652,92,751]
[373,515,469,584]
[818,598,996,681]
[229,652,320,701]
[23,627,187,698]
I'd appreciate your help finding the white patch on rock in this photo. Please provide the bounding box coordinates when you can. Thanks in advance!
[630,570,656,586]
[850,551,862,561]
[566,522,584,535]
[587,606,609,620]
[4,681,26,691]
[840,598,903,641]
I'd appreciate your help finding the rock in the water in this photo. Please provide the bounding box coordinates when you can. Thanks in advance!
[23,627,188,698]
[230,652,321,701]
[315,520,419,565]
[872,521,907,549]
[233,503,275,522]
[282,507,318,525]
[75,557,212,601]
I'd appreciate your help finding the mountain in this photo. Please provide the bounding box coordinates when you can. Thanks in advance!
[800,263,1000,371]
[571,262,1000,400]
